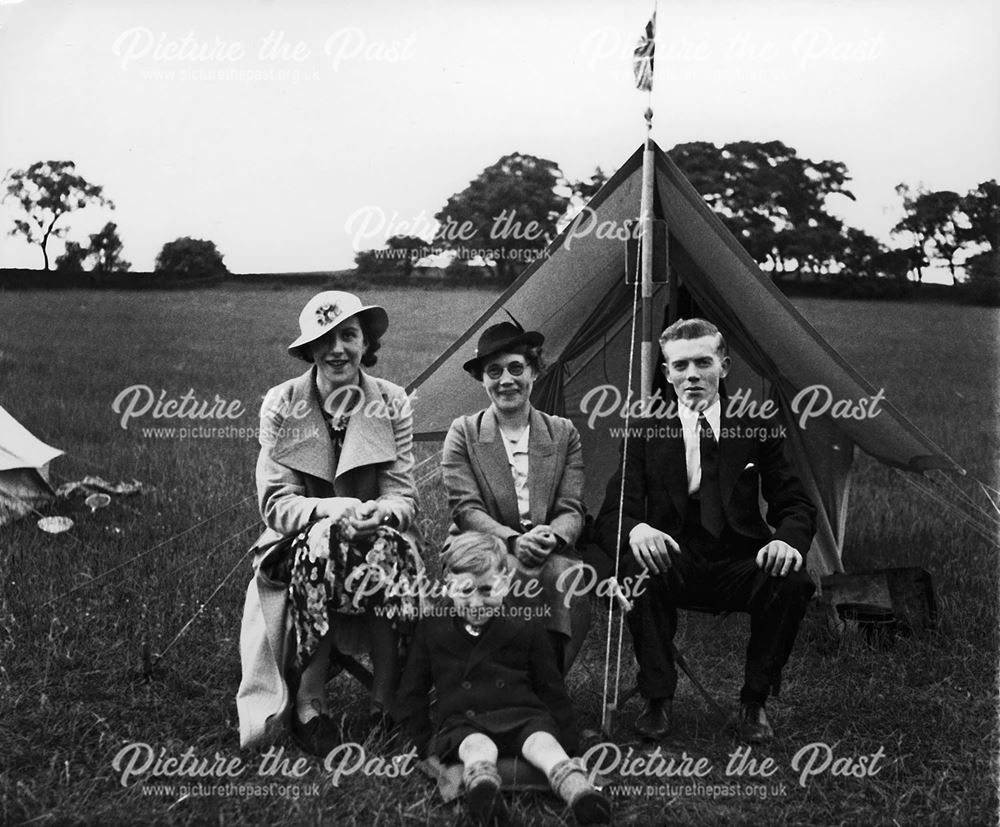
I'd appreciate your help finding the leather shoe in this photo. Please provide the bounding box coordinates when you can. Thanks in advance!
[738,702,774,744]
[292,712,340,756]
[368,703,399,739]
[634,698,671,740]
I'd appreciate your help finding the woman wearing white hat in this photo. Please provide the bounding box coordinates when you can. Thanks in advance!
[237,291,421,755]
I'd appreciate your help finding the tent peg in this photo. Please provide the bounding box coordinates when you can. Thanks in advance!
[601,702,619,738]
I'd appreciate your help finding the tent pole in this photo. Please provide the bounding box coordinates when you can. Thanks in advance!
[668,229,678,324]
[639,113,655,405]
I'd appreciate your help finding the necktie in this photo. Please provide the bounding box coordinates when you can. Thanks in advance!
[698,413,724,537]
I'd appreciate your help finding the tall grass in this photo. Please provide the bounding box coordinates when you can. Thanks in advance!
[0,288,996,826]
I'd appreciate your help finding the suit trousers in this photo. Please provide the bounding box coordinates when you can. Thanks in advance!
[626,501,815,705]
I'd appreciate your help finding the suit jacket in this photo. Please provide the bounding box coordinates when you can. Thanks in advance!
[394,613,579,758]
[237,367,419,748]
[441,406,585,546]
[596,398,815,560]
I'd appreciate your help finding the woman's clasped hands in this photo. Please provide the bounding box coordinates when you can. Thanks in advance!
[512,524,560,568]
[314,497,388,540]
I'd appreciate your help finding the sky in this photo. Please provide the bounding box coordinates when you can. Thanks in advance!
[0,0,997,276]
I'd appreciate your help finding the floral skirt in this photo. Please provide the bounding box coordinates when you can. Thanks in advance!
[288,518,421,669]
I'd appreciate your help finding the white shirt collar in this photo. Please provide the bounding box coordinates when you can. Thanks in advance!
[677,397,722,439]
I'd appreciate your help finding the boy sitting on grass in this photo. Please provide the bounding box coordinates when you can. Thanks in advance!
[394,531,610,825]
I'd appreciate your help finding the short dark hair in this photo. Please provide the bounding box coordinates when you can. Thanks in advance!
[470,345,545,381]
[659,318,728,359]
[357,314,381,368]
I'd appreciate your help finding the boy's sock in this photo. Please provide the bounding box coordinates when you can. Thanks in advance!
[548,758,611,825]
[462,760,508,825]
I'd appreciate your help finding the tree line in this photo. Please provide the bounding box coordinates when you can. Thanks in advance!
[357,143,997,300]
[2,161,227,280]
[4,151,997,300]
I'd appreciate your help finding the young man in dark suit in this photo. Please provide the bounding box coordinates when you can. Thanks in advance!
[597,318,816,743]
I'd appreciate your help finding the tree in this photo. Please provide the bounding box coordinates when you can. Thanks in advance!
[784,213,846,278]
[435,153,570,282]
[354,248,379,274]
[873,248,920,283]
[668,140,855,278]
[893,186,967,284]
[960,179,999,252]
[87,222,130,275]
[964,250,1000,305]
[52,222,130,279]
[54,241,87,274]
[3,161,113,270]
[839,227,884,279]
[385,235,426,276]
[572,166,610,201]
[154,237,228,279]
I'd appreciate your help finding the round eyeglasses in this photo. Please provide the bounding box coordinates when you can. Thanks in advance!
[484,361,527,379]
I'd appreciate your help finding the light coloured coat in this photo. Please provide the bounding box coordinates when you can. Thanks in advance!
[237,367,418,748]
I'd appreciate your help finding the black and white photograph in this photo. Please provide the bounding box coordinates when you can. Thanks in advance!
[1,1,997,824]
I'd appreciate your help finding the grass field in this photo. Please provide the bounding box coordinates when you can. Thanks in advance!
[1,287,997,826]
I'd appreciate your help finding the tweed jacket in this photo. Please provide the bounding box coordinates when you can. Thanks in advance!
[441,406,585,546]
[596,400,816,560]
[237,367,419,748]
[394,613,579,758]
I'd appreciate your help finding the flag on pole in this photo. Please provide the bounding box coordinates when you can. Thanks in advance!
[633,12,656,91]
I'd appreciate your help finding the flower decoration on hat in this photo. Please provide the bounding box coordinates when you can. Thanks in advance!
[316,303,342,327]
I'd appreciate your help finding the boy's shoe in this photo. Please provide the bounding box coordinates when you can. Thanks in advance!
[463,760,509,825]
[549,758,612,825]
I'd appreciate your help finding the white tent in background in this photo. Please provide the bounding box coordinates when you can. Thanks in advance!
[0,404,63,525]
[407,142,963,578]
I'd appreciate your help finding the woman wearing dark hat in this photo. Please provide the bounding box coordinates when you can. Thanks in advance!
[237,291,421,754]
[441,321,590,672]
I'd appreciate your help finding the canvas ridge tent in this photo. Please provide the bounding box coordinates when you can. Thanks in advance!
[407,141,963,577]
[0,404,64,526]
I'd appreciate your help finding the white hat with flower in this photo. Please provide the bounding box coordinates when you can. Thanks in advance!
[288,291,389,360]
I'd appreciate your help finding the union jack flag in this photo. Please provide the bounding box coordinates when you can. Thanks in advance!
[633,13,656,92]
